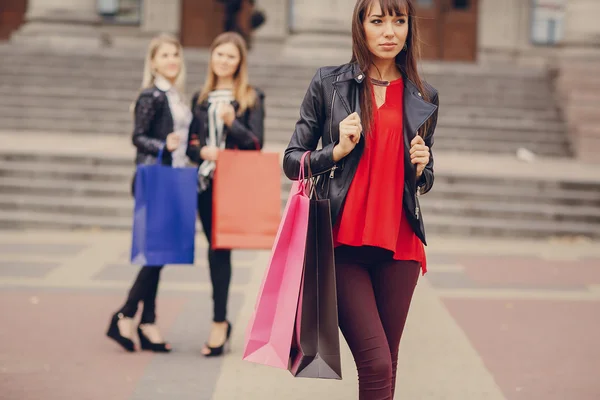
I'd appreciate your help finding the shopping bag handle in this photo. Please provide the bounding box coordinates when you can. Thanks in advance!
[156,146,165,164]
[305,156,319,200]
[296,151,312,195]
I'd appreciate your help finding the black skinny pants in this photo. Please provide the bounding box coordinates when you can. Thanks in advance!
[335,246,421,400]
[119,185,232,324]
[119,266,163,324]
[197,184,232,323]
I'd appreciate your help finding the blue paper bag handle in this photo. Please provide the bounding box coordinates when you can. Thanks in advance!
[156,144,165,164]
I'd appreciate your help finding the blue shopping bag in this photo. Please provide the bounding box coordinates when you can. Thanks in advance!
[130,151,198,266]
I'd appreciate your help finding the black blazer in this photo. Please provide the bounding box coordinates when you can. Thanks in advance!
[131,86,175,166]
[283,63,439,245]
[186,88,265,164]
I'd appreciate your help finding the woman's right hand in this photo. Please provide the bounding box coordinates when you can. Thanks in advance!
[165,133,181,151]
[333,112,362,162]
[200,146,220,162]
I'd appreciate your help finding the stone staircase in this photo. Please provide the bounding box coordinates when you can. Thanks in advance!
[0,44,570,156]
[0,43,596,238]
[555,51,600,164]
[2,150,599,238]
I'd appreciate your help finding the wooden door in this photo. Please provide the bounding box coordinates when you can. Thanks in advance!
[413,0,441,60]
[0,0,27,41]
[180,0,225,48]
[413,0,478,62]
[440,0,478,61]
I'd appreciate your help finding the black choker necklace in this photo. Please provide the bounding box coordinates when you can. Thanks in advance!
[369,77,390,87]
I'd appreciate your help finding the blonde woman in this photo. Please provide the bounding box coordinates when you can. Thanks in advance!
[187,32,265,357]
[107,34,192,353]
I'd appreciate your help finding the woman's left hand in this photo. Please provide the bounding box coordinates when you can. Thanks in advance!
[410,135,430,178]
[218,103,236,127]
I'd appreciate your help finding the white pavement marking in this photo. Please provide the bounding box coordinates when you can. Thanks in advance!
[588,285,600,293]
[211,254,506,400]
[0,278,246,293]
[426,235,600,259]
[437,288,600,301]
[211,250,360,400]
[43,234,129,284]
[396,279,506,399]
[428,263,465,272]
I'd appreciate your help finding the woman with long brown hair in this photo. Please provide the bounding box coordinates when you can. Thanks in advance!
[187,32,265,357]
[283,0,439,397]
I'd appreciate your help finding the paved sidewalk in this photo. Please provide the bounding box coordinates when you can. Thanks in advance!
[1,230,599,399]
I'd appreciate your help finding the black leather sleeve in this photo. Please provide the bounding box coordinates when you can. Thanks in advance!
[131,92,165,156]
[283,69,337,180]
[187,92,203,164]
[228,89,265,150]
[417,90,439,195]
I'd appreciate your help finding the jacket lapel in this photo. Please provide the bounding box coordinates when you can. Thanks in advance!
[403,78,437,137]
[335,64,437,134]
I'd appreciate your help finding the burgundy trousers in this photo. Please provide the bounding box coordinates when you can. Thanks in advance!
[335,245,421,400]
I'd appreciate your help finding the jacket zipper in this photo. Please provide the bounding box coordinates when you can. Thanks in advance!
[328,76,341,179]
[413,126,424,220]
[415,191,420,220]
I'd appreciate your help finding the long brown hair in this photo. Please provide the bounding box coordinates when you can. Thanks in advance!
[197,32,257,114]
[351,0,430,136]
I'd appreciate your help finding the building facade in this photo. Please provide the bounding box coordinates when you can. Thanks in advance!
[2,0,600,63]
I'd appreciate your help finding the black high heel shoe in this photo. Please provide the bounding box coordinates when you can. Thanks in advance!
[202,321,232,357]
[106,312,136,352]
[138,324,172,353]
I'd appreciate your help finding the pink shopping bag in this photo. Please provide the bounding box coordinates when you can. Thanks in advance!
[242,152,311,369]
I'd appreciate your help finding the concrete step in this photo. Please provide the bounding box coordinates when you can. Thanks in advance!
[2,89,558,123]
[0,209,131,230]
[262,87,555,109]
[268,103,561,122]
[432,139,570,157]
[0,84,138,102]
[0,193,133,217]
[424,214,600,239]
[0,104,132,123]
[0,152,131,167]
[420,198,600,223]
[265,118,566,138]
[0,116,128,135]
[425,180,600,207]
[0,59,317,81]
[1,149,597,237]
[0,88,563,135]
[436,126,567,143]
[0,94,133,112]
[0,160,133,182]
[0,74,552,107]
[0,177,130,198]
[0,100,564,136]
[0,58,550,89]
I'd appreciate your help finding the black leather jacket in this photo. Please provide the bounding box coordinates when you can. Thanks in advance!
[283,63,439,245]
[131,86,175,166]
[186,88,265,164]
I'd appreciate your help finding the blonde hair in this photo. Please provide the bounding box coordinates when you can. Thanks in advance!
[141,33,187,94]
[197,32,256,114]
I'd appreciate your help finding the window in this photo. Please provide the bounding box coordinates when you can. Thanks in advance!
[453,0,470,10]
[416,0,434,8]
[98,0,143,25]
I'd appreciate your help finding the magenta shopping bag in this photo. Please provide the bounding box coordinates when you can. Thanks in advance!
[243,152,311,369]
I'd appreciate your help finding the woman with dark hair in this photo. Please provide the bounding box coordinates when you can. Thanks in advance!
[187,32,265,357]
[283,0,439,398]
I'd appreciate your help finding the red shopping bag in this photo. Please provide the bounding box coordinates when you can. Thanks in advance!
[212,149,281,250]
[243,152,311,369]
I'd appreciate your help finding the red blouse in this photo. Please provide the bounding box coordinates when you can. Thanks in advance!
[333,77,427,274]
